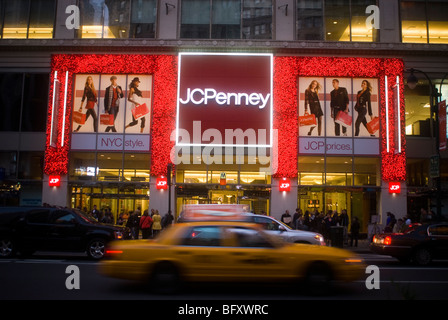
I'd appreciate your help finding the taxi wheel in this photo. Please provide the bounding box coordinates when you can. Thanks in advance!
[304,262,333,296]
[149,262,182,294]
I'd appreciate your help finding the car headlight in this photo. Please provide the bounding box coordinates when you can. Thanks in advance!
[314,234,326,245]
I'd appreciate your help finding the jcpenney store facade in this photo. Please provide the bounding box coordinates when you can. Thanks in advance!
[43,53,406,232]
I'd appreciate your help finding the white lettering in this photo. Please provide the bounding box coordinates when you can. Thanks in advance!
[180,88,270,109]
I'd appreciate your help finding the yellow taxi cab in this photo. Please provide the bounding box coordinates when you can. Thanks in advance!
[99,221,365,294]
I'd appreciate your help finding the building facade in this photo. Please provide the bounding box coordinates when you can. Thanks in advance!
[0,0,447,233]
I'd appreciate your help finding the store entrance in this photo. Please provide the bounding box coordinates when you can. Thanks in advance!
[298,188,378,233]
[176,185,270,218]
[70,183,149,224]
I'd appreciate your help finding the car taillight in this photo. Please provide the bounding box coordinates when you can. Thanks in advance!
[105,250,123,258]
[384,236,392,245]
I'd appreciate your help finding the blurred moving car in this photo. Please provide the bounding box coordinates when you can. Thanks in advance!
[100,221,365,294]
[243,213,325,246]
[370,222,448,265]
[177,204,325,246]
[0,206,131,259]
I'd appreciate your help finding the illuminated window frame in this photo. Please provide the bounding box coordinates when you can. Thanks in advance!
[0,0,56,39]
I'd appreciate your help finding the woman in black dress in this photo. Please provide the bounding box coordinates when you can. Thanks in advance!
[354,80,374,136]
[304,80,324,136]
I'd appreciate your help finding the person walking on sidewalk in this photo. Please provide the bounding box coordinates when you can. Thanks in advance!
[350,217,361,247]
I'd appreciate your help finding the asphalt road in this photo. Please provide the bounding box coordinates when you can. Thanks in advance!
[1,252,448,302]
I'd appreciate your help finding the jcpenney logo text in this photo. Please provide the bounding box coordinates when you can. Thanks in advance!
[179,88,271,110]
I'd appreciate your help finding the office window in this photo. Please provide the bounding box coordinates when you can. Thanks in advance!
[0,73,23,132]
[401,0,448,44]
[21,74,49,132]
[0,73,49,133]
[1,0,55,39]
[180,0,210,38]
[130,0,157,38]
[296,0,324,40]
[80,0,156,39]
[180,0,273,39]
[296,0,377,41]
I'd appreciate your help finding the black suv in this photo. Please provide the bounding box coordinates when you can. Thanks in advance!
[0,206,131,260]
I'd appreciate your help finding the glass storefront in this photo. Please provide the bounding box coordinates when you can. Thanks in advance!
[175,155,271,217]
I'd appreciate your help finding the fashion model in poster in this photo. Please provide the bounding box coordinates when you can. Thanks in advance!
[125,77,146,133]
[304,80,323,136]
[104,75,124,133]
[330,79,350,136]
[354,80,374,136]
[74,76,98,132]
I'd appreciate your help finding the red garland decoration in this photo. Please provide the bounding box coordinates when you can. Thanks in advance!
[44,54,177,177]
[45,54,405,183]
[273,56,406,181]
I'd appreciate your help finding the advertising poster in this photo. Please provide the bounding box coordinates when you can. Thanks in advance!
[72,74,152,135]
[352,78,379,137]
[73,74,100,133]
[298,77,379,139]
[325,77,352,137]
[298,77,325,137]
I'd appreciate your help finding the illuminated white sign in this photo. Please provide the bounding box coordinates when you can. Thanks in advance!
[179,88,271,109]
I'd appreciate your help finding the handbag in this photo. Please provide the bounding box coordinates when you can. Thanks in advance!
[366,116,380,134]
[73,111,86,125]
[100,113,114,126]
[131,103,149,120]
[335,111,352,127]
[298,113,317,127]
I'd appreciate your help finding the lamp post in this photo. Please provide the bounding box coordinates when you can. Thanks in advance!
[406,68,447,220]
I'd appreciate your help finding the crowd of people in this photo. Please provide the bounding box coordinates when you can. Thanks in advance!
[279,208,359,246]
[77,205,175,239]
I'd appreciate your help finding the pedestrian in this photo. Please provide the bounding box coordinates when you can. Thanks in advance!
[350,217,360,247]
[152,210,162,237]
[91,205,100,221]
[340,209,349,245]
[126,211,141,239]
[280,210,292,227]
[162,210,174,229]
[139,210,153,239]
[292,208,301,230]
[393,218,405,233]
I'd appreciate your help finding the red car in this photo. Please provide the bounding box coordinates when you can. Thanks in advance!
[370,223,448,265]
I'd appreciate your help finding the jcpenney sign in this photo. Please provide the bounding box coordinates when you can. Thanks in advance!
[179,88,271,110]
[176,53,273,147]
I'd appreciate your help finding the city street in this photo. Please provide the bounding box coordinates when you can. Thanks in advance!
[1,250,448,301]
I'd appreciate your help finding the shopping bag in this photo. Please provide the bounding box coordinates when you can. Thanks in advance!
[335,111,352,127]
[366,116,380,134]
[73,111,86,125]
[100,113,114,126]
[131,103,149,120]
[298,113,316,127]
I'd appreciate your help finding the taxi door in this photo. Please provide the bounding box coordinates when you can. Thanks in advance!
[222,226,291,281]
[174,225,231,281]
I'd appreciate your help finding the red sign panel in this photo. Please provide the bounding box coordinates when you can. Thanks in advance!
[279,178,291,192]
[156,176,168,190]
[49,175,61,187]
[388,182,401,194]
[176,53,273,147]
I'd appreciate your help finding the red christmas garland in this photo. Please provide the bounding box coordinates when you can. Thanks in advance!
[273,56,406,181]
[44,54,177,177]
[45,54,405,183]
